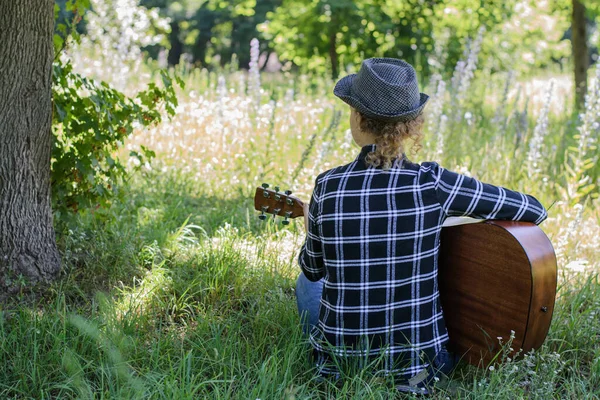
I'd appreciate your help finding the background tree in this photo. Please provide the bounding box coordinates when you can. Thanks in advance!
[191,1,220,66]
[260,0,554,79]
[139,0,206,65]
[573,0,589,108]
[140,0,280,67]
[0,0,61,291]
[571,0,600,107]
[212,0,281,68]
[260,0,391,78]
[550,0,599,108]
[134,0,595,83]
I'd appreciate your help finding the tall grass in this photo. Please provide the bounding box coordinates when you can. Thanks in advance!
[2,32,600,398]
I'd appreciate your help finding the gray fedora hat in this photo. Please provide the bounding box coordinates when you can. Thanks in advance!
[333,58,429,122]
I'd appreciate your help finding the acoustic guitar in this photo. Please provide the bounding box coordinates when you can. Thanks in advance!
[253,184,557,367]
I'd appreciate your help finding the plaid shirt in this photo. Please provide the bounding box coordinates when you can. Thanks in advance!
[298,144,547,381]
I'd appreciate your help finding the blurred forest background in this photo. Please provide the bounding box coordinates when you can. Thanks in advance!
[55,0,599,85]
[49,0,600,217]
[0,0,598,398]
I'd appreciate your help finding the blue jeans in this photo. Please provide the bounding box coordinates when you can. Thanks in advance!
[295,271,323,334]
[295,272,457,386]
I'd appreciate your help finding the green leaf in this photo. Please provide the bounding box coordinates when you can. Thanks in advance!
[54,103,66,122]
[53,34,64,53]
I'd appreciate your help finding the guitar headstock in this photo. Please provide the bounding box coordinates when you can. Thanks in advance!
[254,183,305,225]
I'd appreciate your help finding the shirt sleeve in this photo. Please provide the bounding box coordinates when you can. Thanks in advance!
[427,162,548,225]
[298,182,325,282]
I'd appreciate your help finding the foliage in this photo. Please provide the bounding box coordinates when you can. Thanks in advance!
[202,0,280,67]
[260,0,573,78]
[51,62,181,215]
[93,0,598,82]
[52,0,183,215]
[78,0,598,82]
[54,0,87,45]
[260,0,424,77]
[429,0,570,75]
[139,0,281,68]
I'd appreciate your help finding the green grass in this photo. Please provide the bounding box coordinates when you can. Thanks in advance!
[0,171,598,399]
[2,61,600,398]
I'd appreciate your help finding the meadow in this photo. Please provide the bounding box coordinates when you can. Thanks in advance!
[1,43,600,398]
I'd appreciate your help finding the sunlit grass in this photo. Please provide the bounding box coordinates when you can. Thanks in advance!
[2,39,600,398]
[1,164,598,398]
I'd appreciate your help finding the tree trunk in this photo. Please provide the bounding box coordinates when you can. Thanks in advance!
[329,30,339,79]
[193,3,216,67]
[0,0,61,293]
[572,0,588,108]
[167,21,183,66]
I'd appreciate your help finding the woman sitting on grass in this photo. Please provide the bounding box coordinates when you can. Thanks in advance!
[295,58,548,393]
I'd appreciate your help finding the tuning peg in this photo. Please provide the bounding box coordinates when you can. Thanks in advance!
[262,183,269,189]
[282,211,292,225]
[284,190,294,206]
[272,208,281,219]
[274,186,280,193]
[259,205,268,220]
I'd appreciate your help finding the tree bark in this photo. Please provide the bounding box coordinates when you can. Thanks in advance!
[329,30,339,79]
[0,0,61,293]
[572,0,588,108]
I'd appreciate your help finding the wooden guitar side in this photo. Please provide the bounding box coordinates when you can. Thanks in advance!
[438,221,557,367]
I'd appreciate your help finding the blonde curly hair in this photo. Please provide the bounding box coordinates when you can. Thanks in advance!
[359,111,425,170]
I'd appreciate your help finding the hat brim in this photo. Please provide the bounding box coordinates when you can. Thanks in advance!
[333,74,429,122]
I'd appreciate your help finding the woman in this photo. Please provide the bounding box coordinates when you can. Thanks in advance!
[295,58,547,392]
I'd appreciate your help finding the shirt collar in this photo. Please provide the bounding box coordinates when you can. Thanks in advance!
[357,144,377,161]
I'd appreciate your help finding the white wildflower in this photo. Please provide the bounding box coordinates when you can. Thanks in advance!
[249,38,261,110]
[526,80,554,175]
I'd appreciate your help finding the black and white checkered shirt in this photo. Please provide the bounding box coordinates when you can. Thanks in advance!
[298,144,547,381]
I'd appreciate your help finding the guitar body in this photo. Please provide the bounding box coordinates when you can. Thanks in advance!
[438,221,557,367]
